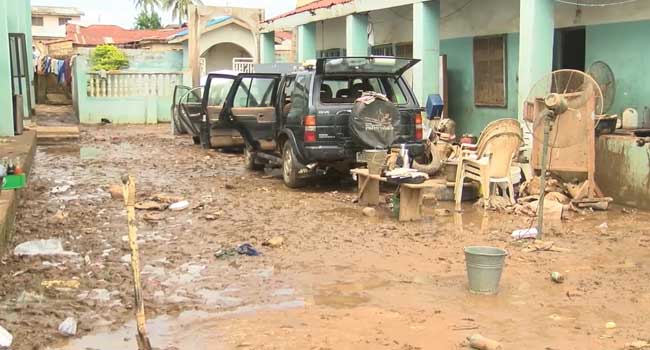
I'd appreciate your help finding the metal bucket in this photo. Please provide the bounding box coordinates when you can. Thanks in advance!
[464,246,507,295]
[364,150,387,175]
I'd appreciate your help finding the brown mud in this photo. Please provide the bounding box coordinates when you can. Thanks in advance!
[0,125,649,350]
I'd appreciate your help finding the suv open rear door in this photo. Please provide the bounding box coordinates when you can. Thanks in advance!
[316,57,420,77]
[221,73,281,147]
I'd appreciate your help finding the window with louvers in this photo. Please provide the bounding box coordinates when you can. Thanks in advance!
[473,35,506,107]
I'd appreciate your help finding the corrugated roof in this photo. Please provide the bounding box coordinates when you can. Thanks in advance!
[65,24,184,46]
[265,0,353,22]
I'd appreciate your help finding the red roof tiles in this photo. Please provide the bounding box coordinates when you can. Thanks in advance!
[65,24,184,46]
[266,0,353,22]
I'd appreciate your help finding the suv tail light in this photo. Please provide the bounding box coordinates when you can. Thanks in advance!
[304,115,317,143]
[414,113,423,140]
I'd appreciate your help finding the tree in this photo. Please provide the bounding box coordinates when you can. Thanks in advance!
[134,10,162,29]
[162,0,204,25]
[134,0,160,12]
[90,45,129,71]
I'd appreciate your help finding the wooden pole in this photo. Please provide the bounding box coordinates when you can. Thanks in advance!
[121,175,152,350]
[188,4,200,87]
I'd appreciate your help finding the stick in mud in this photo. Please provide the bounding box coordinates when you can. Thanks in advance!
[122,175,153,350]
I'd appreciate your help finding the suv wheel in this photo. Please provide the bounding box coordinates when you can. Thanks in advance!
[282,140,305,188]
[244,145,263,171]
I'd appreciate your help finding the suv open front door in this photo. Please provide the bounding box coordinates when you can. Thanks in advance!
[201,73,238,148]
[221,73,281,149]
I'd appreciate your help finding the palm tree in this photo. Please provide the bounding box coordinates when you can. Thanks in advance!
[134,0,160,13]
[162,0,204,25]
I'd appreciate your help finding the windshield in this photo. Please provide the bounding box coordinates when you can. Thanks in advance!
[320,77,408,104]
[318,57,419,75]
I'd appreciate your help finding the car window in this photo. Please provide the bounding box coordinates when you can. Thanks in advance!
[280,77,295,116]
[320,77,391,104]
[206,76,235,106]
[288,73,311,119]
[233,77,275,108]
[384,77,408,104]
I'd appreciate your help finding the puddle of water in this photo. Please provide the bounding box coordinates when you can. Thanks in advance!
[52,300,305,350]
[80,147,103,160]
[40,146,103,160]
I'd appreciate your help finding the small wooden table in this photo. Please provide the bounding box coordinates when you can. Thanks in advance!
[351,168,439,221]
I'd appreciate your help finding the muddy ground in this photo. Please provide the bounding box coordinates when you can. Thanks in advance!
[1,124,650,350]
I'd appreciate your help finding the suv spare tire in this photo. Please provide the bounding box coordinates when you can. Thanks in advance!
[349,96,400,149]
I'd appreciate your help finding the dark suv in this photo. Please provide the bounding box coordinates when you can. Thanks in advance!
[201,57,425,187]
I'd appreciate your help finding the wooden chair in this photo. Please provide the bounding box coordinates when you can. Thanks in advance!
[454,131,524,211]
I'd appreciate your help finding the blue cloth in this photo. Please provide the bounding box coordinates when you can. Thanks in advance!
[43,57,51,74]
[57,60,66,84]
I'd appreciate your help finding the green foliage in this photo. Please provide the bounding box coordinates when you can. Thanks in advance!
[90,45,129,71]
[163,0,204,24]
[134,0,160,12]
[134,10,162,29]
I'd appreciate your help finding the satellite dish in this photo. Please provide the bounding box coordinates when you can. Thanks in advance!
[588,61,615,114]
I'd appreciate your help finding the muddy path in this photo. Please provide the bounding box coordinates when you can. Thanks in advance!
[1,125,649,350]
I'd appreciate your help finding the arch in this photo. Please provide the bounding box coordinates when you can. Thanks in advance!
[201,42,252,72]
[198,21,257,61]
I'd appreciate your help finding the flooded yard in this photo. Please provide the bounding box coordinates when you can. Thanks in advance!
[1,125,649,349]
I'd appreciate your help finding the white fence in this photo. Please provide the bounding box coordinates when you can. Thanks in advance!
[233,57,254,73]
[87,72,183,98]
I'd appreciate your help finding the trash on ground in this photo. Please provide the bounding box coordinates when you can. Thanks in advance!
[50,185,71,194]
[522,240,570,253]
[511,227,538,240]
[134,200,168,211]
[142,212,164,222]
[169,200,190,211]
[550,271,565,283]
[58,317,77,336]
[606,321,617,329]
[108,184,123,200]
[14,239,78,256]
[597,222,608,230]
[236,243,260,256]
[214,248,237,259]
[467,333,503,350]
[434,208,452,216]
[0,325,12,347]
[625,340,649,349]
[16,291,45,304]
[263,236,284,248]
[41,279,80,289]
[566,289,584,298]
[362,207,376,217]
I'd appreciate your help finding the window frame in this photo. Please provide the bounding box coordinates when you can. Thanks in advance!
[371,44,394,57]
[473,34,507,108]
[32,16,44,26]
[58,17,73,25]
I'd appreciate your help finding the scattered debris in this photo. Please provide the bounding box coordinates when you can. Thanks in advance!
[41,280,80,289]
[512,227,538,240]
[362,207,376,217]
[16,291,45,304]
[203,214,218,220]
[550,272,565,283]
[597,222,609,230]
[224,183,235,190]
[606,321,617,329]
[625,340,650,349]
[14,239,78,256]
[214,248,237,259]
[108,184,123,200]
[522,240,570,253]
[135,200,168,211]
[50,185,71,194]
[467,334,502,350]
[263,236,284,248]
[434,208,452,216]
[0,325,12,347]
[58,317,77,336]
[236,243,260,256]
[142,212,164,222]
[169,200,190,211]
[566,289,583,298]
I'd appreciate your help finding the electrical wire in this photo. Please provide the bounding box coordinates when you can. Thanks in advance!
[441,0,475,20]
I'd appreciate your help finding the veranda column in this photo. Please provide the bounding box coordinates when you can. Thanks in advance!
[298,23,317,62]
[346,13,369,56]
[412,0,440,108]
[260,31,276,64]
[0,1,15,136]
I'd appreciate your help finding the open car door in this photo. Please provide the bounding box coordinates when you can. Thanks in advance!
[201,73,239,148]
[178,86,203,137]
[221,73,281,148]
[171,85,191,135]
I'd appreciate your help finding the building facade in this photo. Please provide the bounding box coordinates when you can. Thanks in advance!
[1,0,34,137]
[31,6,83,42]
[259,0,650,136]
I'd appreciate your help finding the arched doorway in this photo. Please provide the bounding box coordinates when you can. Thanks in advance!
[201,42,252,72]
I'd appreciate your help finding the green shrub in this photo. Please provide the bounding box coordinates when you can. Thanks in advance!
[90,44,129,71]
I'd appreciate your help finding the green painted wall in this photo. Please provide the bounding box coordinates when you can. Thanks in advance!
[586,20,650,117]
[412,0,440,109]
[260,31,276,64]
[0,0,14,136]
[298,23,317,62]
[440,33,520,136]
[346,14,369,56]
[5,0,31,118]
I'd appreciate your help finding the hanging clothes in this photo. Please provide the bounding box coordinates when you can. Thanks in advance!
[43,56,51,75]
[64,58,72,86]
[58,60,66,85]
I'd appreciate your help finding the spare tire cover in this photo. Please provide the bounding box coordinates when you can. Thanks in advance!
[349,98,400,149]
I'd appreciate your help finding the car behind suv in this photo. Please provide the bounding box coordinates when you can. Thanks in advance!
[201,57,425,187]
